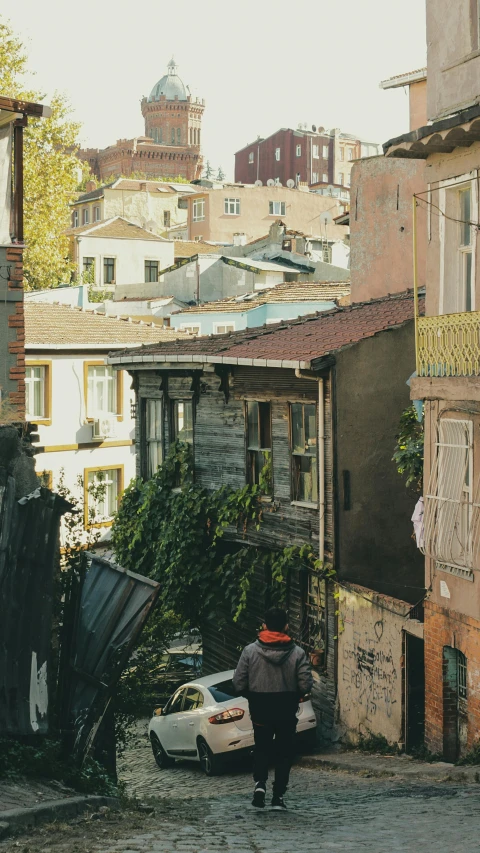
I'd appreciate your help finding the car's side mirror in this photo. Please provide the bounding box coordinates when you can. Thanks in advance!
[154,707,163,716]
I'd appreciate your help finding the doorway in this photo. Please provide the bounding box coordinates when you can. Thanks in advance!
[443,646,468,762]
[405,633,425,751]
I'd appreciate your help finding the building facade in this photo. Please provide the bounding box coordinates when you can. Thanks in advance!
[78,60,204,182]
[184,184,349,245]
[385,0,480,761]
[235,127,380,188]
[71,179,200,238]
[69,217,174,288]
[25,302,185,530]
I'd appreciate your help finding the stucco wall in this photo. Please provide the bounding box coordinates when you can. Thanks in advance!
[188,186,349,244]
[350,157,426,303]
[27,351,137,516]
[170,299,339,335]
[104,188,188,233]
[74,234,174,286]
[337,586,409,743]
[427,0,480,120]
[410,80,427,130]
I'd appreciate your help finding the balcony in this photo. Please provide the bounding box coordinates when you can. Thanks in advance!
[417,311,480,377]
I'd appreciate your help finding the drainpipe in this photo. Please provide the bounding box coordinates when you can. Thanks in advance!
[295,369,325,564]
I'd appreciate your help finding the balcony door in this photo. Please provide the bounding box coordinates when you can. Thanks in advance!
[440,174,477,315]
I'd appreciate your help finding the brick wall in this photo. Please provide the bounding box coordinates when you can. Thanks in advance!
[424,599,480,757]
[1,245,25,419]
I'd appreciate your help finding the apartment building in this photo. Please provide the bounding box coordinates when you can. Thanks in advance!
[385,0,480,761]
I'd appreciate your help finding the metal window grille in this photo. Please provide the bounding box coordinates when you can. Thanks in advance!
[423,418,474,570]
[458,651,467,699]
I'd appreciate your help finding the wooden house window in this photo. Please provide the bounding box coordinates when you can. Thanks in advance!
[291,402,318,504]
[173,400,194,444]
[246,401,272,494]
[143,398,163,479]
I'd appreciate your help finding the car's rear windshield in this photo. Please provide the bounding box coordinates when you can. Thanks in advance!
[208,679,237,703]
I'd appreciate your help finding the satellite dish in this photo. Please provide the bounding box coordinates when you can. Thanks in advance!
[254,179,263,187]
[312,125,317,132]
[320,212,333,226]
[286,179,295,188]
[266,179,275,187]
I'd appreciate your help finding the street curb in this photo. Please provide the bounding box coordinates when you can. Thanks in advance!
[0,795,120,839]
[297,754,479,782]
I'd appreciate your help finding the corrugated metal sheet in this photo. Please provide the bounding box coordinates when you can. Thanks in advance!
[233,367,318,398]
[0,481,70,736]
[61,554,160,759]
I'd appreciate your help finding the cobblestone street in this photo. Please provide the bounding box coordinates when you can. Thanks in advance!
[2,722,480,853]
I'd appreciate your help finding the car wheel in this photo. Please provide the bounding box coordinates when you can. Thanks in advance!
[197,737,222,777]
[150,733,175,769]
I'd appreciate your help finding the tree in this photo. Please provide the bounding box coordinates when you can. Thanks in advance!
[0,18,90,289]
[204,160,213,179]
[217,166,225,181]
[392,405,424,491]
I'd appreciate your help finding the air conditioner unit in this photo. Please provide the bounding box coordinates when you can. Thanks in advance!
[92,417,116,440]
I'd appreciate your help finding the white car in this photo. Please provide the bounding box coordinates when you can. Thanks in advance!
[148,669,317,776]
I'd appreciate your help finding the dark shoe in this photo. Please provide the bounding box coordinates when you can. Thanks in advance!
[271,794,287,810]
[252,782,266,808]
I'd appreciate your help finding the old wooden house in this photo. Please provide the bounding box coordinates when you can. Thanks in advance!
[109,291,424,744]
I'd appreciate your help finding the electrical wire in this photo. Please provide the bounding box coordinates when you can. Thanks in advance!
[414,193,480,229]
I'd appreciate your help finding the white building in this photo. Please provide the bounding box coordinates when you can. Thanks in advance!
[70,178,200,237]
[69,217,175,288]
[25,301,186,528]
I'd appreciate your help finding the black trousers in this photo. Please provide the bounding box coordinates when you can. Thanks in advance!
[252,717,297,796]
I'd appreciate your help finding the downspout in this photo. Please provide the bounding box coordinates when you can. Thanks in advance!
[412,194,419,374]
[295,369,325,564]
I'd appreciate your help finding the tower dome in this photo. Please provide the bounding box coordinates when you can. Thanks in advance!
[148,58,189,102]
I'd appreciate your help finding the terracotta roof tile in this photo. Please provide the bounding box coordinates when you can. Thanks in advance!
[68,217,166,241]
[174,240,219,257]
[110,291,422,363]
[25,302,188,347]
[176,282,351,314]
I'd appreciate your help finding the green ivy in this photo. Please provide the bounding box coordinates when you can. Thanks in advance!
[111,441,324,628]
[392,405,424,491]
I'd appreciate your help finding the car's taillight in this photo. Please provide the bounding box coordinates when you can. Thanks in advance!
[208,708,245,725]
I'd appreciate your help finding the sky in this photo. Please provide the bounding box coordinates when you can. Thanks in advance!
[4,0,426,180]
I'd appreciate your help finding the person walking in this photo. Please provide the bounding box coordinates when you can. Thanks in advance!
[233,606,313,810]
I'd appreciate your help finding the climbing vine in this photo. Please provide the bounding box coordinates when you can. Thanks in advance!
[111,441,324,628]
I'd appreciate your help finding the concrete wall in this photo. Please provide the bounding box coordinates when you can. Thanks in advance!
[73,234,174,286]
[187,185,349,244]
[104,187,188,234]
[335,321,424,602]
[427,0,480,120]
[26,350,137,522]
[337,585,409,744]
[349,157,426,303]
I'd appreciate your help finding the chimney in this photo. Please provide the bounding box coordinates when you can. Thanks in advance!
[233,232,246,246]
[85,180,96,193]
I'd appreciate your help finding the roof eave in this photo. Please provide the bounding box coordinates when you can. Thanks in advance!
[107,353,313,371]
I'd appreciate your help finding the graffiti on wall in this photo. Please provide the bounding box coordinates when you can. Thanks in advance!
[339,593,401,733]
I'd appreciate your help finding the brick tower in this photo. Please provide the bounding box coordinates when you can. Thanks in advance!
[78,58,205,182]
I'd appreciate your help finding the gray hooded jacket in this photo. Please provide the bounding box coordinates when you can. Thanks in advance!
[233,636,313,722]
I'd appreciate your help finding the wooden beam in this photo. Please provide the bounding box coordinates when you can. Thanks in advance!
[0,95,51,118]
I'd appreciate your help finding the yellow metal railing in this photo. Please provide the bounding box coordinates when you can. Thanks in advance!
[417,312,480,377]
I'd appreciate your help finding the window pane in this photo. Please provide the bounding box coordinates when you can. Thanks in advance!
[176,400,193,444]
[304,404,317,451]
[294,455,318,503]
[291,403,305,453]
[259,401,271,449]
[247,401,259,449]
[465,252,473,312]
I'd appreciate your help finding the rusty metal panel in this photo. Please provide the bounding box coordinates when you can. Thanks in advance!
[0,481,70,736]
[63,554,160,759]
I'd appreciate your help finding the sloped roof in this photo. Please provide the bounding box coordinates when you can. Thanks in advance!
[109,291,421,368]
[380,68,427,90]
[174,240,219,257]
[69,217,166,241]
[175,282,351,313]
[25,302,188,348]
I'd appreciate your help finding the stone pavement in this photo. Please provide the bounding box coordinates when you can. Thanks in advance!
[1,721,479,852]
